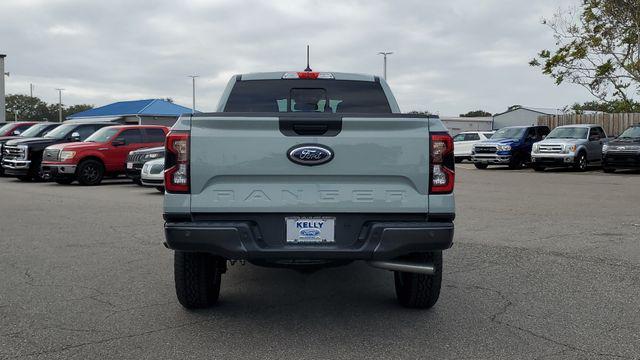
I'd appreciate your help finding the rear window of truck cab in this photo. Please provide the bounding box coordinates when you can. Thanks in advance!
[224,79,392,113]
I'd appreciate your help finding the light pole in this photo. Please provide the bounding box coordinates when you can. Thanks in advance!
[188,75,199,114]
[1,54,6,123]
[377,51,393,80]
[55,88,64,122]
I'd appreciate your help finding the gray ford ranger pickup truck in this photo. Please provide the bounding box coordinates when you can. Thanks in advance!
[163,71,455,309]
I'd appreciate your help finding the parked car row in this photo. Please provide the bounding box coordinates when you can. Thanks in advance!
[467,123,640,173]
[0,120,169,187]
[125,146,165,191]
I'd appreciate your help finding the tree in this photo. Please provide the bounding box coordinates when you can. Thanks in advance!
[5,94,50,121]
[4,94,94,122]
[407,110,434,115]
[64,104,94,118]
[568,99,640,113]
[43,103,94,121]
[530,0,640,111]
[459,110,492,117]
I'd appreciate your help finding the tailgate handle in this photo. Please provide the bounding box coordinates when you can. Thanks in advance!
[279,116,342,137]
[293,124,328,135]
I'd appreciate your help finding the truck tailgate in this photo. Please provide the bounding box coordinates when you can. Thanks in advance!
[189,114,430,213]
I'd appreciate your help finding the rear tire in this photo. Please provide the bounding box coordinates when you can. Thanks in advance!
[474,163,488,169]
[603,167,615,173]
[394,251,443,309]
[174,251,223,309]
[533,165,545,172]
[156,186,165,193]
[76,159,104,186]
[17,175,32,182]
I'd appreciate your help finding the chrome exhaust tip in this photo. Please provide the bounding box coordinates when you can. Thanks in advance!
[367,260,435,275]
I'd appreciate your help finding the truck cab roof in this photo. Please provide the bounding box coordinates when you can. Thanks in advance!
[237,71,377,82]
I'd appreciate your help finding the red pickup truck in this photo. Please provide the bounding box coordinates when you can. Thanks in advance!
[41,125,168,185]
[0,121,37,136]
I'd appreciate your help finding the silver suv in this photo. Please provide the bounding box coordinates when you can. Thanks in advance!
[531,124,607,171]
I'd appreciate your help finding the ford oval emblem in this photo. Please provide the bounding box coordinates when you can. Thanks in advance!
[300,228,321,237]
[287,144,334,166]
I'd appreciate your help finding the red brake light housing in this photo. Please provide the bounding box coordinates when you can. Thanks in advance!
[282,72,335,80]
[297,72,319,79]
[429,132,455,194]
[165,131,189,193]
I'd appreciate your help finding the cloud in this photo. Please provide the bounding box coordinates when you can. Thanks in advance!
[0,0,587,115]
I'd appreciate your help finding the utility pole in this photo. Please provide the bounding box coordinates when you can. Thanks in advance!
[30,83,34,97]
[188,75,199,114]
[0,54,6,123]
[55,88,64,122]
[377,51,393,80]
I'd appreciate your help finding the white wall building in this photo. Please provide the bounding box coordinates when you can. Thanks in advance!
[440,116,493,136]
[492,106,564,129]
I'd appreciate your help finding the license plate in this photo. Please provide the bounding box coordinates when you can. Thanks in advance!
[286,217,335,244]
[126,162,133,169]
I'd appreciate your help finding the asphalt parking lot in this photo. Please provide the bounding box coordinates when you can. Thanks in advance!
[1,166,639,360]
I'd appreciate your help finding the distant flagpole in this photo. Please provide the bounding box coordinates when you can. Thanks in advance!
[188,75,199,114]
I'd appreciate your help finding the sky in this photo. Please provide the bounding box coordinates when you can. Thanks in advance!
[0,0,591,116]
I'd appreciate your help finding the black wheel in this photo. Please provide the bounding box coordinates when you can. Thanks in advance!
[573,152,588,172]
[508,155,524,170]
[533,165,545,172]
[76,159,104,186]
[156,186,165,193]
[474,163,488,169]
[174,251,224,309]
[133,178,142,186]
[17,175,32,182]
[394,251,443,309]
[32,169,47,182]
[55,177,74,185]
[603,167,615,173]
[454,157,462,164]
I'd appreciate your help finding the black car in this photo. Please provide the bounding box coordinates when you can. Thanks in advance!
[602,124,640,172]
[125,146,164,184]
[1,122,115,181]
[0,122,61,176]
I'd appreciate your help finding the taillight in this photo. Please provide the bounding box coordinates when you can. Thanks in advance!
[430,132,455,194]
[165,131,189,193]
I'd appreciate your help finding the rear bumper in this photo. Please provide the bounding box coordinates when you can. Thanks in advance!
[164,214,454,260]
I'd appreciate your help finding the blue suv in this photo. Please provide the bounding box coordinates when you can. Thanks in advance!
[471,125,550,169]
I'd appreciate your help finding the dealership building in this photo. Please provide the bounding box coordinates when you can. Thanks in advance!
[67,99,193,126]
